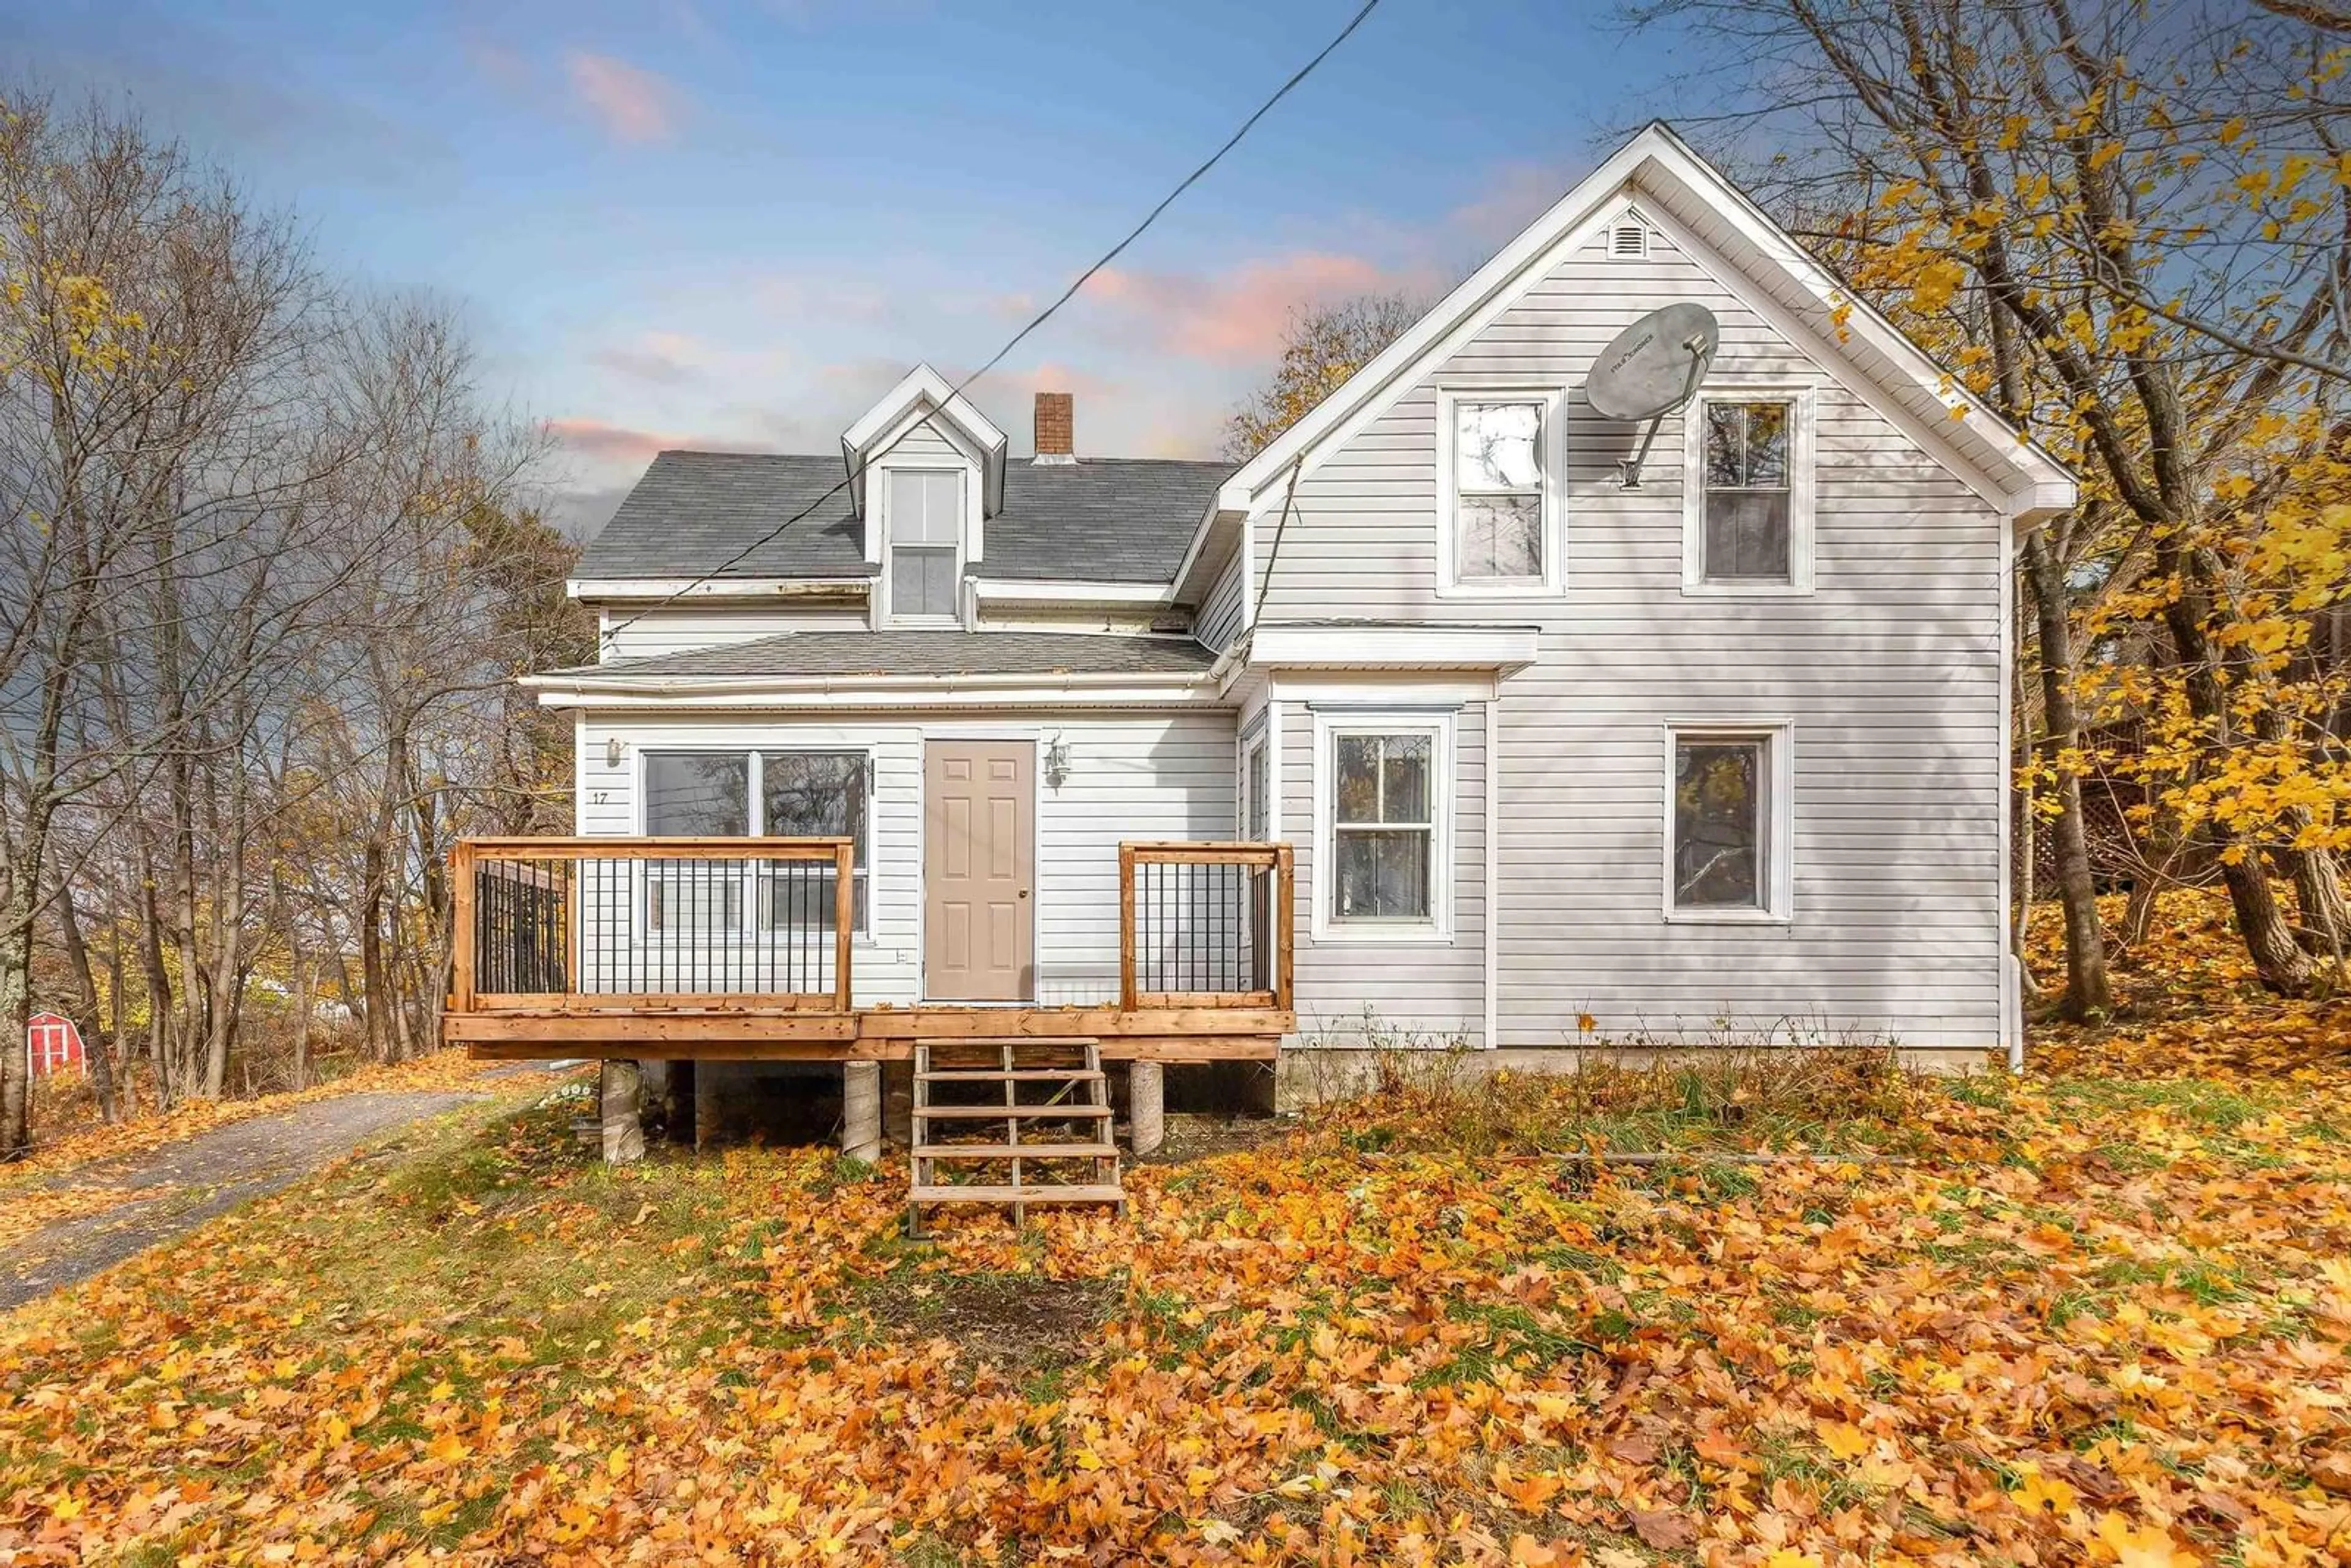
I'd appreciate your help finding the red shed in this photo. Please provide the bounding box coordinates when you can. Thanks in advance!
[26,1012,84,1078]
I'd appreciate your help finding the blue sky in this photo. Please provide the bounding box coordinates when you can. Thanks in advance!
[7,0,1690,529]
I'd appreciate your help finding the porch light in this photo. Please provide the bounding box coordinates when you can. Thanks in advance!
[1043,735,1071,790]
[606,738,624,770]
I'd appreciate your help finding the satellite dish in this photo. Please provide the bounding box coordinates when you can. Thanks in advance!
[1586,302,1720,489]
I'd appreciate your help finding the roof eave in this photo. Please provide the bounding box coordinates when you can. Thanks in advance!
[523,667,1219,708]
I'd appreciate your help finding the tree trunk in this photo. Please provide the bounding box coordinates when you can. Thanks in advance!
[2118,814,2185,957]
[53,884,117,1122]
[2158,539,2315,995]
[0,882,36,1158]
[105,916,138,1119]
[291,946,312,1092]
[2291,846,2348,980]
[2021,533,2113,1016]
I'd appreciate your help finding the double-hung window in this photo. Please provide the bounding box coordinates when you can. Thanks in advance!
[888,468,962,621]
[1316,714,1452,938]
[640,750,871,936]
[1665,726,1790,921]
[1685,389,1814,592]
[1441,391,1559,595]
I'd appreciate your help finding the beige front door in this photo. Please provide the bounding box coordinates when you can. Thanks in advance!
[923,740,1033,1000]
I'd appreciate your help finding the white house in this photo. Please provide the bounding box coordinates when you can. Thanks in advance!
[449,123,2073,1178]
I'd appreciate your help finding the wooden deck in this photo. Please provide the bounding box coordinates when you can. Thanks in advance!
[443,836,1294,1063]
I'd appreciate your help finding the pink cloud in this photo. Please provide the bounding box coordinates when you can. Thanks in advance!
[548,418,678,465]
[565,51,681,144]
[1084,252,1424,366]
[1445,160,1582,247]
[589,330,790,386]
[549,416,767,466]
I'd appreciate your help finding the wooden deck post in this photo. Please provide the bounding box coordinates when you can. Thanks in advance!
[833,839,855,1014]
[841,1061,882,1163]
[1118,844,1138,1011]
[1274,842,1295,1012]
[449,842,476,1013]
[600,1059,646,1164]
[1128,1061,1164,1157]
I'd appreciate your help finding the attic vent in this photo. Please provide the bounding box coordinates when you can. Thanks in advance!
[1610,221,1649,260]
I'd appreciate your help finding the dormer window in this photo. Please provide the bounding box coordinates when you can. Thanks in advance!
[887,468,962,621]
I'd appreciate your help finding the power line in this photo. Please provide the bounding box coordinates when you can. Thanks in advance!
[601,0,1382,643]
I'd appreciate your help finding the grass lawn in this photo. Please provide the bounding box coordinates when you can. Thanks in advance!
[3,910,2349,1564]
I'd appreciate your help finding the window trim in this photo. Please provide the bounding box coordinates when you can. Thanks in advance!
[1435,386,1568,599]
[1681,384,1817,597]
[880,464,968,627]
[1237,725,1270,842]
[1310,708,1456,943]
[1660,719,1794,925]
[636,746,876,939]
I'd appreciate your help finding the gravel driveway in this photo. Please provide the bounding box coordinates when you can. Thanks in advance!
[2,1090,493,1312]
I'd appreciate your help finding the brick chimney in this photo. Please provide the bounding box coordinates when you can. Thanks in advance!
[1033,391,1076,465]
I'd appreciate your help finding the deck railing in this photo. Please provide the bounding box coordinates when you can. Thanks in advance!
[449,837,855,1014]
[1119,841,1295,1010]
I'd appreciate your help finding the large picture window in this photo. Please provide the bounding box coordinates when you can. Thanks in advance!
[1665,726,1790,921]
[888,468,961,621]
[1313,713,1453,939]
[640,749,871,933]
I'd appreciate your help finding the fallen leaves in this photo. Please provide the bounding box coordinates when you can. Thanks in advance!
[1,991,2349,1564]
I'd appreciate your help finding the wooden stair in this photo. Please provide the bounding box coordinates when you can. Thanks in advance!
[907,1037,1123,1233]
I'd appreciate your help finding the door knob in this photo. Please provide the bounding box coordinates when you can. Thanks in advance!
[1018,889,1029,899]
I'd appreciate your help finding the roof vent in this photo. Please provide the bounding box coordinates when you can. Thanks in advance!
[1033,391,1077,465]
[1610,221,1649,260]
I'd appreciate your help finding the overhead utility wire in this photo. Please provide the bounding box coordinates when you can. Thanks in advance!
[601,0,1382,643]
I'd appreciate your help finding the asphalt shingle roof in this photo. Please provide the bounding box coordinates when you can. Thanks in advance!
[574,452,1231,585]
[549,630,1218,681]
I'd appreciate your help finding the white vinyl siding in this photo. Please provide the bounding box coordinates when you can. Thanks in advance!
[598,604,869,662]
[579,710,1234,1007]
[1195,545,1250,652]
[1249,215,2006,1049]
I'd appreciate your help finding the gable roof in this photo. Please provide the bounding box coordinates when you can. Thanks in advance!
[576,453,1230,585]
[536,629,1216,683]
[1214,121,2075,525]
[842,362,1008,517]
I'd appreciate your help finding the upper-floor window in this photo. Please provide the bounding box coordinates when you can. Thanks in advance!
[887,468,962,621]
[1684,388,1815,595]
[1438,390,1562,596]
